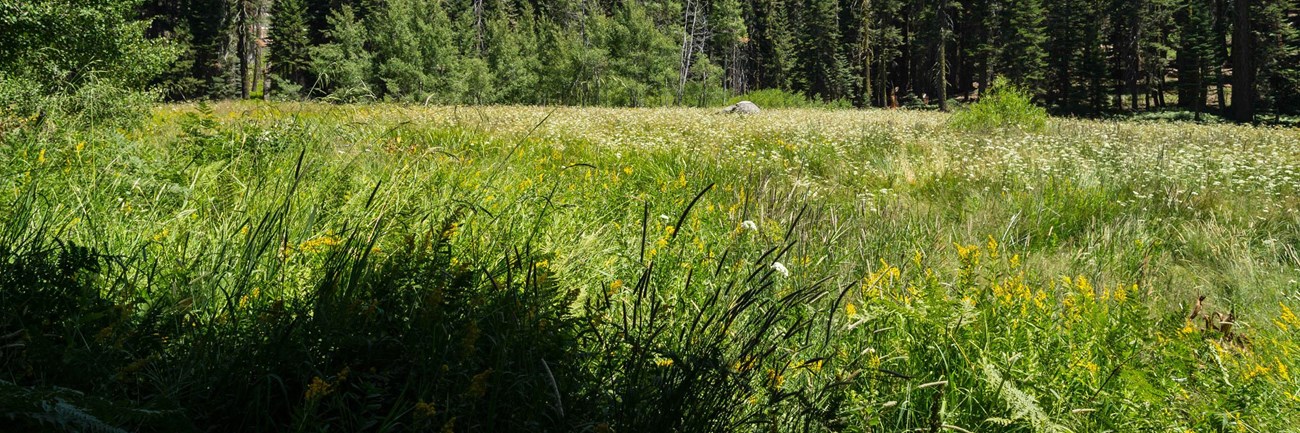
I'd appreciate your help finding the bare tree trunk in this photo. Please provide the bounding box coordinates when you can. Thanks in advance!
[474,0,485,56]
[1231,0,1254,122]
[676,0,707,106]
[676,0,696,105]
[860,0,872,107]
[1128,21,1140,110]
[936,0,949,112]
[238,0,250,99]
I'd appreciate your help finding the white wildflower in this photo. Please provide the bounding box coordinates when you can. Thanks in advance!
[741,220,758,231]
[771,262,789,277]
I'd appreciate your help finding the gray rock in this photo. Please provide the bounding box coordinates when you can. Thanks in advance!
[721,100,761,114]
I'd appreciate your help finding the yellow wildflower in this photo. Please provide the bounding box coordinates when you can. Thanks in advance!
[765,369,785,389]
[1280,303,1300,328]
[1244,364,1270,380]
[655,358,674,367]
[1113,284,1128,302]
[414,400,437,419]
[467,369,492,398]
[846,302,858,317]
[305,376,333,401]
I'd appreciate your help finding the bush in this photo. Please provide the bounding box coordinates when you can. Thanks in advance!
[0,75,156,130]
[949,77,1049,132]
[727,89,852,109]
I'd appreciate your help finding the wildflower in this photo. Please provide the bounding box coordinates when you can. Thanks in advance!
[467,369,493,399]
[846,302,858,317]
[771,262,789,277]
[1180,319,1197,335]
[741,220,758,231]
[37,149,46,164]
[1244,364,1270,380]
[413,400,437,420]
[305,376,333,401]
[1113,284,1128,302]
[765,369,785,388]
[1280,303,1300,328]
[655,358,674,367]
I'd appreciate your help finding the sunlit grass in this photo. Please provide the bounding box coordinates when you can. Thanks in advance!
[2,101,1299,431]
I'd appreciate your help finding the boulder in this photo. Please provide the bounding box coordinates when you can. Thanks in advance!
[721,100,761,114]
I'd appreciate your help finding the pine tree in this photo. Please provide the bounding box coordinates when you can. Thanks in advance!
[309,4,374,101]
[1253,0,1299,117]
[995,0,1049,93]
[746,0,794,89]
[271,0,312,95]
[1176,0,1215,116]
[485,0,542,104]
[608,0,678,105]
[796,0,847,101]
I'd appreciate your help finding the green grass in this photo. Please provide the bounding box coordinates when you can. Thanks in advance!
[3,101,1300,432]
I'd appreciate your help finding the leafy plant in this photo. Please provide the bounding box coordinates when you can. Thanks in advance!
[949,77,1049,132]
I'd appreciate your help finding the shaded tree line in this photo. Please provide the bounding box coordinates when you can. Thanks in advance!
[5,0,1297,120]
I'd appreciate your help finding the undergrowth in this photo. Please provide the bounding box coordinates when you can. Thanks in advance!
[2,102,1298,432]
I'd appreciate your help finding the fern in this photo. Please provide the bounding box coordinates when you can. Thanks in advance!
[35,398,128,433]
[980,360,1070,433]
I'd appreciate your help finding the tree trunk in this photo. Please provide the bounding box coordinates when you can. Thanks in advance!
[860,1,872,107]
[1128,23,1140,110]
[238,0,250,99]
[936,0,949,112]
[1231,0,1254,122]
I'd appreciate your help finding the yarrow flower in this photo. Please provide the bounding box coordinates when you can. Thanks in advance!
[771,262,789,277]
[741,220,758,231]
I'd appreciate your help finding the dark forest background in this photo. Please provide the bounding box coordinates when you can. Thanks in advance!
[3,0,1299,121]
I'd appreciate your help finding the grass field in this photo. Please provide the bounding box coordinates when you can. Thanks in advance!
[3,101,1300,432]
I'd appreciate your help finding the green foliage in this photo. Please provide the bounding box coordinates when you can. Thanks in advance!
[270,0,312,96]
[949,77,1049,132]
[309,6,375,102]
[0,0,173,124]
[726,88,850,108]
[0,0,175,90]
[6,101,1300,431]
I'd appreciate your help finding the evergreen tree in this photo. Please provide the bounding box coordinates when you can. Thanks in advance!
[796,0,848,101]
[1177,0,1215,115]
[994,0,1049,93]
[485,0,542,104]
[607,0,679,105]
[271,0,312,95]
[309,5,375,100]
[746,0,794,89]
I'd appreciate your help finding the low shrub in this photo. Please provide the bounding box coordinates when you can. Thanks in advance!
[949,77,1049,132]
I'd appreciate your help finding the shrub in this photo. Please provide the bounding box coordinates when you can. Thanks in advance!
[949,77,1049,132]
[727,89,852,109]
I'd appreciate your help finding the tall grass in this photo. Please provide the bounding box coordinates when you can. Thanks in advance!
[2,101,1299,431]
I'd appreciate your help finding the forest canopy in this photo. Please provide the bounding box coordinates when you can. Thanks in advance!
[2,0,1299,121]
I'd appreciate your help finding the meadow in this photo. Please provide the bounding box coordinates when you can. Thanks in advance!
[3,100,1300,432]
